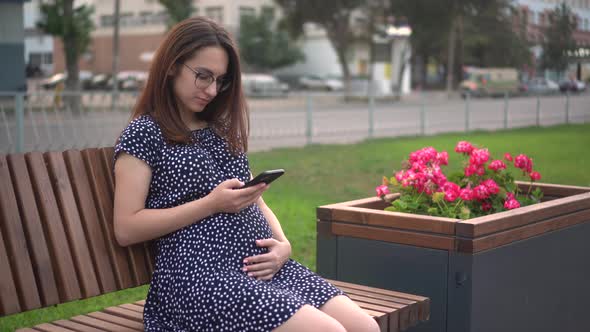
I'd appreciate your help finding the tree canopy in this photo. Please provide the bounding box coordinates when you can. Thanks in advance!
[37,0,94,99]
[389,0,531,87]
[238,13,304,71]
[540,3,577,72]
[275,0,365,93]
[158,0,194,28]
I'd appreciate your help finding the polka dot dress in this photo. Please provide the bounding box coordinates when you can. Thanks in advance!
[114,115,344,331]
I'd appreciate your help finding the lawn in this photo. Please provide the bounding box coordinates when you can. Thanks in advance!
[2,123,589,331]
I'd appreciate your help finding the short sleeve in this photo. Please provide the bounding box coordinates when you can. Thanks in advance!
[114,116,163,168]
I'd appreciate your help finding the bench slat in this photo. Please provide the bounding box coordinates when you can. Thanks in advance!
[86,311,144,330]
[330,279,430,321]
[363,308,389,331]
[99,147,152,286]
[335,284,415,330]
[70,315,137,332]
[102,306,143,322]
[52,319,105,332]
[32,323,76,332]
[1,154,41,313]
[45,151,101,299]
[118,303,144,313]
[0,154,43,312]
[82,149,134,290]
[0,227,21,315]
[7,154,61,307]
[63,150,118,294]
[26,152,82,302]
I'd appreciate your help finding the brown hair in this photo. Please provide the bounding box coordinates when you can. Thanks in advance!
[132,17,248,154]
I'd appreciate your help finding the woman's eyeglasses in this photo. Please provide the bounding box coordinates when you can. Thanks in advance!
[183,64,231,93]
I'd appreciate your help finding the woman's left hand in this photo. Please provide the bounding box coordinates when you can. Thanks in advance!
[243,238,291,280]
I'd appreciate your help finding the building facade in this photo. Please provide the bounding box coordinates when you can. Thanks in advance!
[23,0,54,76]
[513,0,590,81]
[53,0,277,74]
[0,0,27,91]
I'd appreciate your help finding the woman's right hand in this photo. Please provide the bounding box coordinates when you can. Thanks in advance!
[206,179,268,214]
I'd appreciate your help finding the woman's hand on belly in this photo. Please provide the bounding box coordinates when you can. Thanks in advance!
[242,238,291,280]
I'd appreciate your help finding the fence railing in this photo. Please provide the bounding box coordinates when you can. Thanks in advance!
[1,90,589,154]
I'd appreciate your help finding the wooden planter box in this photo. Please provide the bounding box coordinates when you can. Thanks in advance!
[317,182,590,332]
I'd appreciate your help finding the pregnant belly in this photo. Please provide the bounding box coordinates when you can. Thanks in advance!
[155,205,272,270]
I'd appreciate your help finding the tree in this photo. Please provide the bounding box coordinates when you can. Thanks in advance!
[389,0,452,88]
[540,3,577,73]
[158,0,194,28]
[461,1,531,69]
[390,0,531,92]
[37,0,94,95]
[275,0,365,95]
[238,13,304,71]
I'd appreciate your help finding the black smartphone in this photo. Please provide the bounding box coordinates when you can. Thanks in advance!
[242,169,285,188]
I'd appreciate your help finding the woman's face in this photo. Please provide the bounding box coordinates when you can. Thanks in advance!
[172,46,229,120]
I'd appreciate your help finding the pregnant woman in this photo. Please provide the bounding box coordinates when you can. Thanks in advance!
[113,16,378,332]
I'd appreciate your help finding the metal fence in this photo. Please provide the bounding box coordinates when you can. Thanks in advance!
[1,90,589,154]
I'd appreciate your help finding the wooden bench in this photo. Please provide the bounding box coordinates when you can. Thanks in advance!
[0,147,429,332]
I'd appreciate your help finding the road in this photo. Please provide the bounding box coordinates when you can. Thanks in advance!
[1,91,589,153]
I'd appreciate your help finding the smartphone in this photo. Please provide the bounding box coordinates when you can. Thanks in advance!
[242,169,285,188]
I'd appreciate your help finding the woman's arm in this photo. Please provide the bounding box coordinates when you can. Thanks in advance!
[113,153,267,246]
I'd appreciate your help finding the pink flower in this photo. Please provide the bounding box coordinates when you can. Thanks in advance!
[473,184,490,200]
[488,160,507,171]
[436,152,449,165]
[431,165,447,186]
[410,147,438,165]
[482,179,500,195]
[442,182,461,202]
[460,188,474,201]
[376,185,390,197]
[514,154,533,173]
[464,164,478,177]
[422,147,438,162]
[395,170,404,182]
[475,166,485,176]
[464,164,485,177]
[469,148,490,166]
[379,141,541,219]
[504,199,521,210]
[455,141,474,154]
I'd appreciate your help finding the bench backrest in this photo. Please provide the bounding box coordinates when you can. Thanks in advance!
[0,147,154,317]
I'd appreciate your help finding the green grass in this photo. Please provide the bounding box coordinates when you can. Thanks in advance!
[2,123,589,331]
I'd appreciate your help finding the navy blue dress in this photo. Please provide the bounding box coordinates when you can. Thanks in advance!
[114,115,344,331]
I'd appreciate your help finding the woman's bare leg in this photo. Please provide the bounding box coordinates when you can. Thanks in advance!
[273,304,346,332]
[320,295,381,332]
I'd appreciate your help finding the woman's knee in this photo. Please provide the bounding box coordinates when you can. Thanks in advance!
[320,295,381,332]
[273,304,346,332]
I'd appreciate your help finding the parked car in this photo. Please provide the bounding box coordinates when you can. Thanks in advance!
[298,75,344,91]
[87,73,112,90]
[520,77,559,95]
[40,71,93,89]
[242,73,289,97]
[113,71,148,91]
[559,79,587,92]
